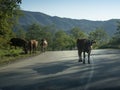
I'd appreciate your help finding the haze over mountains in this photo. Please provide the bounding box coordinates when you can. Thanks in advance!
[18,10,120,36]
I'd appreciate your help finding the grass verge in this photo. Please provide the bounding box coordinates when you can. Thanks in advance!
[0,49,41,66]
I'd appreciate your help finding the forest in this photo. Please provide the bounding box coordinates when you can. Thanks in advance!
[0,0,120,63]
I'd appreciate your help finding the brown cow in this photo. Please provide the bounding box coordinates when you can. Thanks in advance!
[77,39,95,64]
[28,40,38,54]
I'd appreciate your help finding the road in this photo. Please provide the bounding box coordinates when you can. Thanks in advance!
[0,49,120,90]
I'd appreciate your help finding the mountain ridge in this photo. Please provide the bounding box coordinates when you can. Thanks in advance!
[18,10,120,36]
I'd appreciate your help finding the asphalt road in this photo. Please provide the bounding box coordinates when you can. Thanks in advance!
[0,49,120,90]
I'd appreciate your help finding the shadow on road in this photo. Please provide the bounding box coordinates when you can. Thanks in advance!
[0,49,120,90]
[0,58,93,90]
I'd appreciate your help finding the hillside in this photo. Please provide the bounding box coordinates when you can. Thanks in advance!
[18,10,120,36]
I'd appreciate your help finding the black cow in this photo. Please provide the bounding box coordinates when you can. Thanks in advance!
[77,39,95,64]
[10,38,28,54]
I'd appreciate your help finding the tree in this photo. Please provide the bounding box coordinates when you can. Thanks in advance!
[0,0,22,48]
[0,0,21,36]
[41,26,56,50]
[26,23,42,40]
[116,21,120,36]
[53,30,73,50]
[15,28,26,39]
[109,21,120,48]
[70,27,87,40]
[26,23,55,50]
[113,21,120,43]
[88,28,109,48]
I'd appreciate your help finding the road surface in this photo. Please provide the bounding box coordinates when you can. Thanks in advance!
[0,49,120,90]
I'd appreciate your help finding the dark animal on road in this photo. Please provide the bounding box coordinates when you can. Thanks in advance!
[28,40,38,54]
[10,38,28,54]
[77,39,95,64]
[40,39,48,52]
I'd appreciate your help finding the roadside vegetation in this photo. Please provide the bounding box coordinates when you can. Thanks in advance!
[0,49,22,65]
[0,0,120,65]
[0,48,41,66]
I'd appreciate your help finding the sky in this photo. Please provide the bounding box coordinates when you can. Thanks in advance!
[21,0,120,21]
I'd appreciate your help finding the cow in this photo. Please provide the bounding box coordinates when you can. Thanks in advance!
[28,40,38,54]
[40,39,48,52]
[10,38,28,54]
[77,39,95,64]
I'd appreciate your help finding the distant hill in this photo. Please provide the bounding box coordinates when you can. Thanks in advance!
[18,10,120,36]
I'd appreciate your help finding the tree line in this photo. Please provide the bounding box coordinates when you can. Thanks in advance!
[0,0,22,49]
[0,0,120,51]
[15,23,110,50]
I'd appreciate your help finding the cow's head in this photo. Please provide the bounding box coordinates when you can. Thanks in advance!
[91,40,96,44]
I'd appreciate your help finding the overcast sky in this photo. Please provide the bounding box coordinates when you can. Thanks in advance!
[21,0,120,21]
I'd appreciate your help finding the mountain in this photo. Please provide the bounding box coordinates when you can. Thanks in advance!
[18,10,120,36]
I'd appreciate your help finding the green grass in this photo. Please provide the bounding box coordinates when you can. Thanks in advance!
[0,49,41,66]
[98,44,120,49]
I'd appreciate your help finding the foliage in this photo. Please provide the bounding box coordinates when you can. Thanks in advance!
[113,21,120,43]
[0,0,118,51]
[116,21,120,36]
[14,24,26,39]
[88,28,109,48]
[26,23,41,40]
[0,48,39,65]
[25,24,78,51]
[0,0,22,48]
[15,28,26,39]
[5,49,21,57]
[19,11,118,37]
[106,21,120,48]
[25,23,55,50]
[53,30,73,50]
[70,27,87,40]
[0,49,22,61]
[24,24,112,50]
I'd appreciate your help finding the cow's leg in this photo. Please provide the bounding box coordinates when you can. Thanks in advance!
[41,45,43,52]
[83,51,85,64]
[78,50,82,62]
[30,45,32,54]
[24,47,28,54]
[88,51,90,64]
[44,46,46,52]
[35,47,36,53]
[44,47,46,52]
[15,46,17,49]
[43,46,46,52]
[42,47,44,52]
[34,46,37,53]
[33,46,35,53]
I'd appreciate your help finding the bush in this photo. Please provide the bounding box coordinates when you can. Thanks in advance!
[5,49,23,57]
[0,49,23,57]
